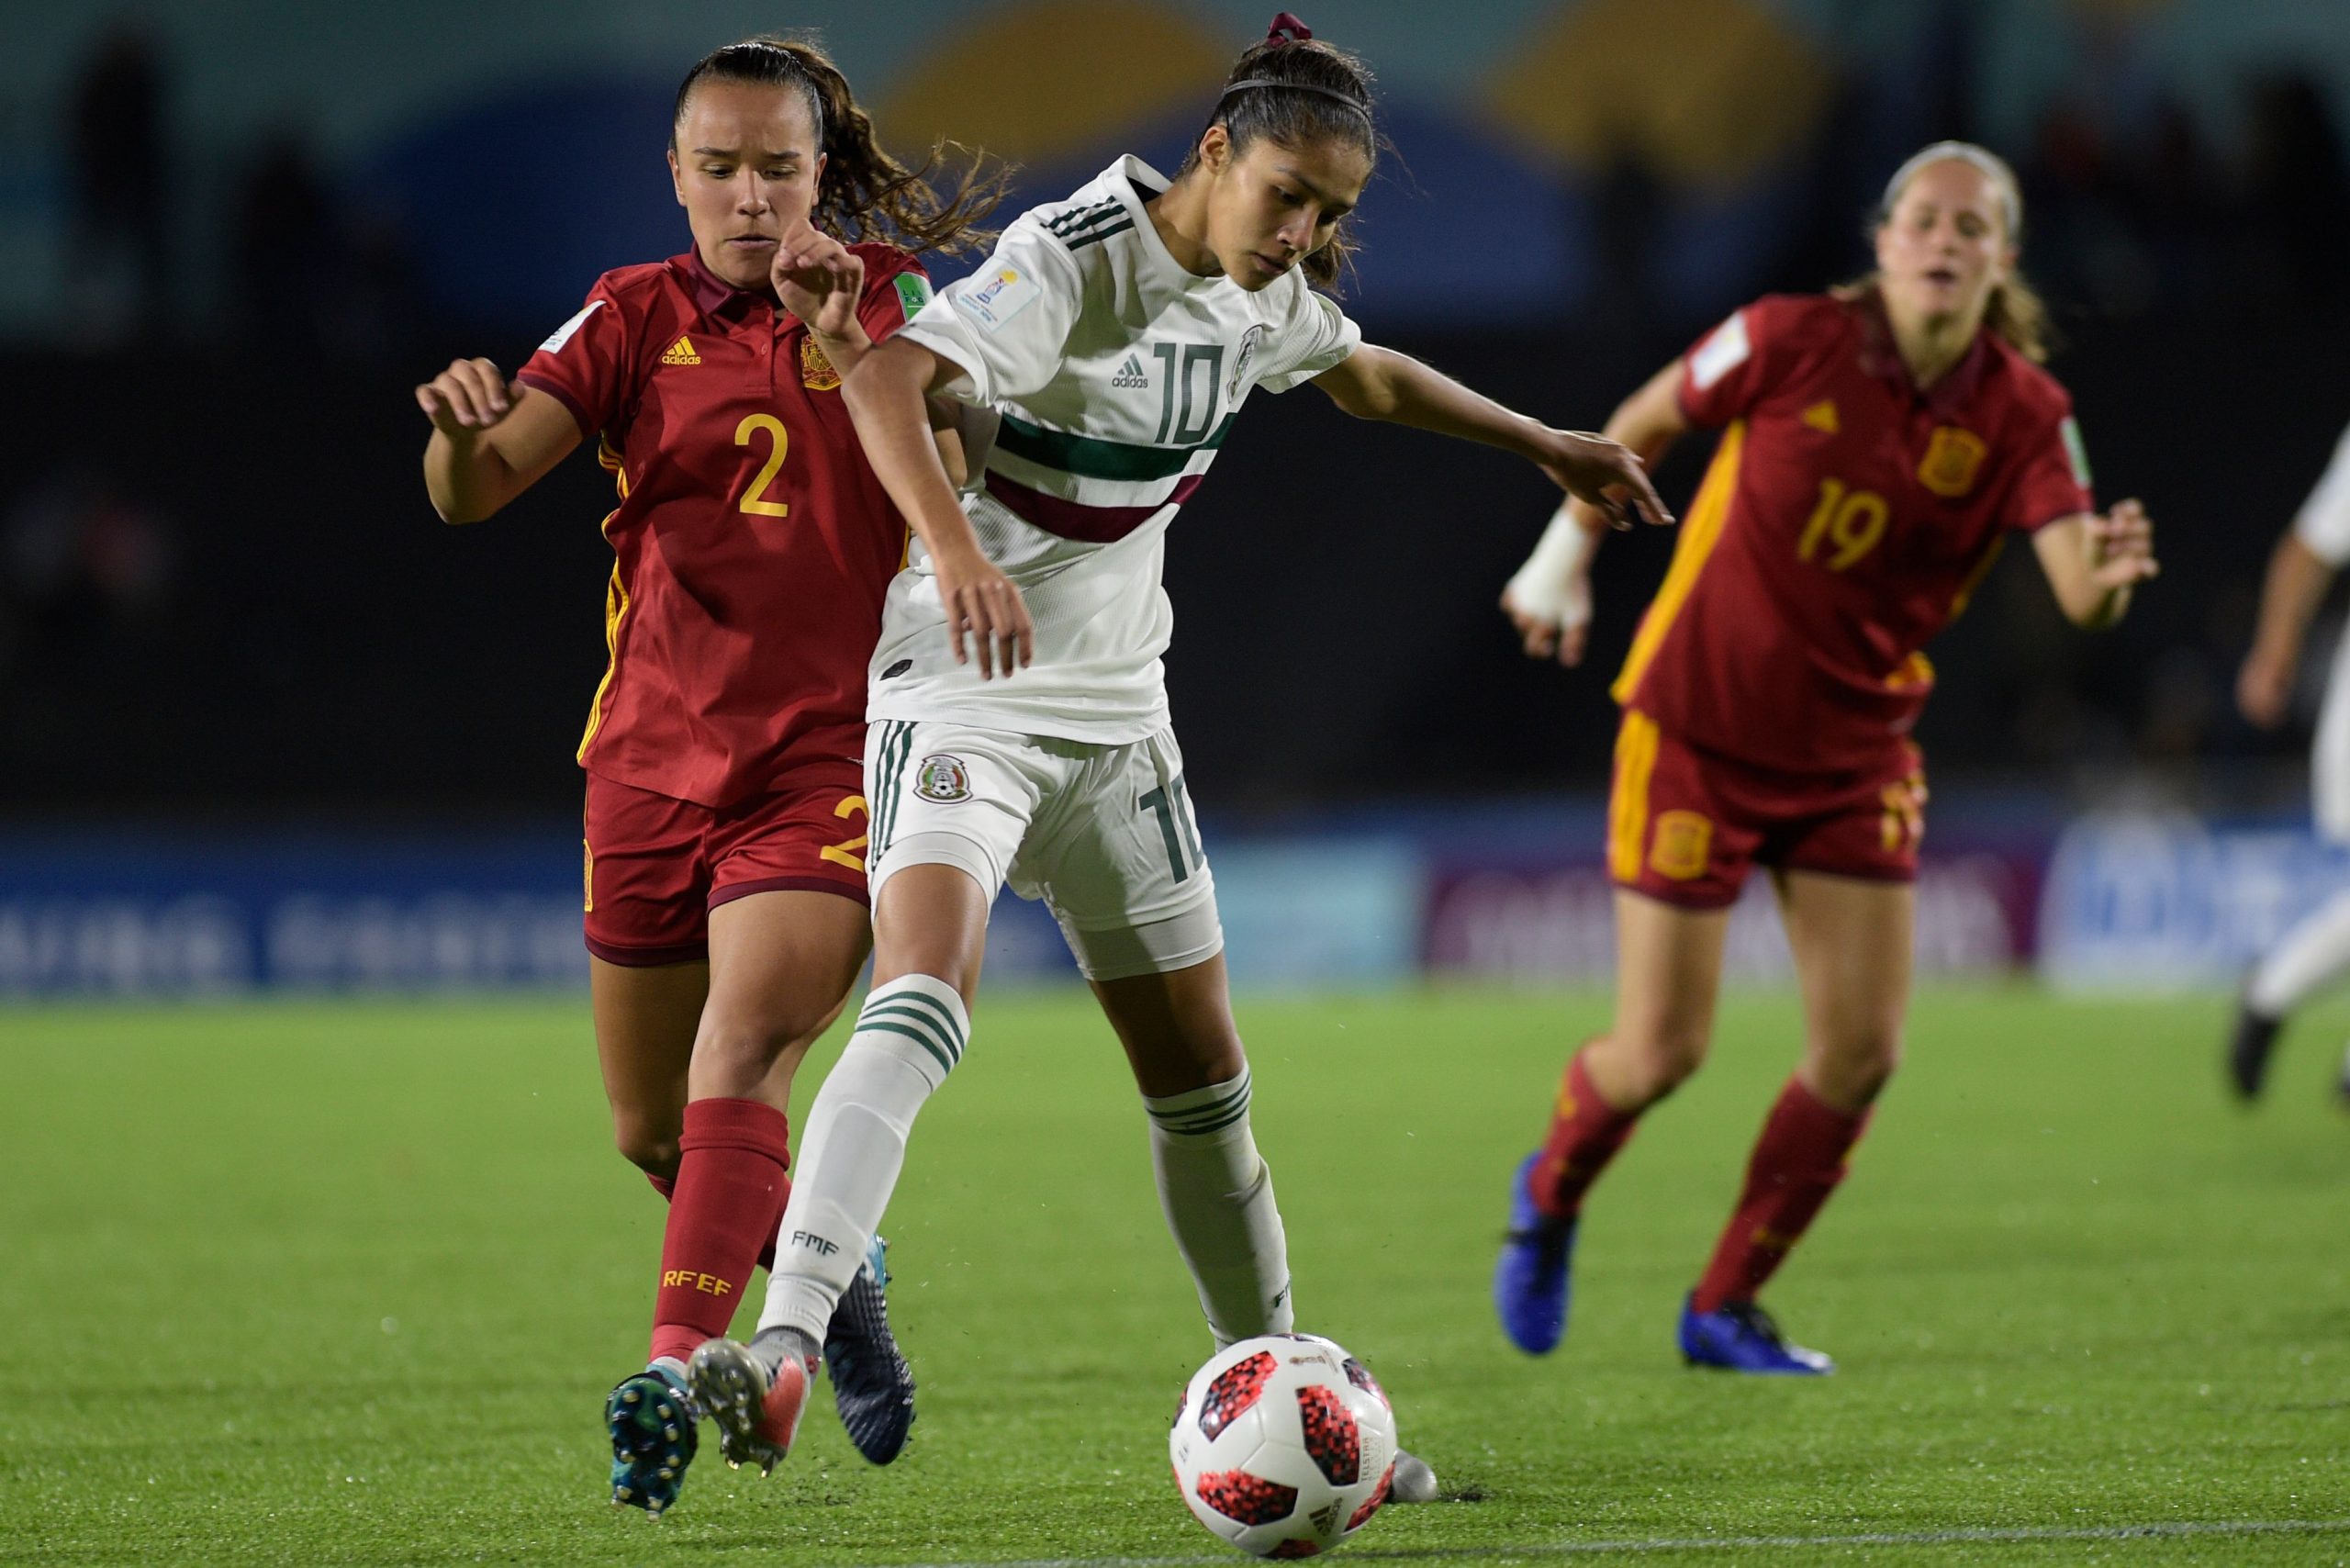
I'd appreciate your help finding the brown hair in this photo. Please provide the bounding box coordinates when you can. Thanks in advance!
[1178,17,1382,290]
[1842,148,2054,363]
[672,37,1008,258]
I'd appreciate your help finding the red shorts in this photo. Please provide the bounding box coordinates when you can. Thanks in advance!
[1606,710,1925,910]
[582,761,870,966]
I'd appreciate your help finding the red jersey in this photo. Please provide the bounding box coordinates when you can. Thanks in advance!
[1613,291,2094,774]
[517,245,933,808]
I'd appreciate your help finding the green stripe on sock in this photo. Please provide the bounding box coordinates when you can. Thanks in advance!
[1165,1098,1254,1137]
[881,989,968,1058]
[860,1002,961,1066]
[859,1019,956,1079]
[1147,1076,1251,1126]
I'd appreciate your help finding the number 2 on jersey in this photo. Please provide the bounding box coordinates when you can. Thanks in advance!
[819,794,869,871]
[735,413,790,518]
[1797,477,1888,571]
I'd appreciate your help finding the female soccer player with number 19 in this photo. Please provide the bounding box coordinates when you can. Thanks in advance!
[415,38,1005,1515]
[1494,143,2159,1373]
[683,13,1667,1481]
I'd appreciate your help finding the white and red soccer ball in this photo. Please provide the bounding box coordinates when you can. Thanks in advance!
[1168,1333,1399,1559]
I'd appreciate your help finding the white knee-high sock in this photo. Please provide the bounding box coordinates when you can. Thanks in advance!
[2250,887,2350,1016]
[756,974,968,1347]
[1144,1066,1294,1347]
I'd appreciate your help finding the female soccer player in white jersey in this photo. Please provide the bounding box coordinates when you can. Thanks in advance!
[2230,416,2350,1103]
[687,13,1670,1477]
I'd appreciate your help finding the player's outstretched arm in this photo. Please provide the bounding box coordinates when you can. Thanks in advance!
[1502,359,1692,666]
[416,361,580,523]
[2237,531,2333,727]
[1310,344,1673,531]
[2031,499,2158,631]
[842,338,1033,678]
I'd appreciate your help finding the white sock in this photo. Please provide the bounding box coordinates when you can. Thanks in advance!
[2249,888,2350,1016]
[755,974,968,1347]
[1144,1066,1294,1347]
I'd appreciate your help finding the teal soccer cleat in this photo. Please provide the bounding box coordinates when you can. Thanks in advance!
[605,1363,698,1518]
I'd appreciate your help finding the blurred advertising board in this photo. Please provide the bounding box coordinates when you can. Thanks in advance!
[2036,809,2349,991]
[1421,843,2046,982]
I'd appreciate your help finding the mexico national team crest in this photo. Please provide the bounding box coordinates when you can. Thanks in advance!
[1229,324,1269,399]
[800,335,841,391]
[1918,425,1988,498]
[914,754,973,803]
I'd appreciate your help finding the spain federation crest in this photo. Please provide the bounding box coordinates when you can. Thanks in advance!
[1918,425,1987,498]
[800,335,842,391]
[914,755,973,803]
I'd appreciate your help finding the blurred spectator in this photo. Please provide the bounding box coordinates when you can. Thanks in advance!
[2234,73,2350,307]
[228,132,345,357]
[0,463,176,680]
[64,25,170,345]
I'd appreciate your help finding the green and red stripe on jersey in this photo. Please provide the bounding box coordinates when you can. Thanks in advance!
[982,409,1236,543]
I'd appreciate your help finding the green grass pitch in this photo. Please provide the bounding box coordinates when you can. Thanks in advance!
[6,986,2348,1565]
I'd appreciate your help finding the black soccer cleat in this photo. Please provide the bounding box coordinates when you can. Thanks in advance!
[2228,999,2284,1102]
[823,1235,916,1464]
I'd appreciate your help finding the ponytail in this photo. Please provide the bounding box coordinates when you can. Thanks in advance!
[672,37,1009,258]
[1180,14,1382,290]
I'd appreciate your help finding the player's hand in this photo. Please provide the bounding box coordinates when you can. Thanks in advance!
[1502,572,1593,666]
[1535,431,1673,530]
[2237,646,2295,729]
[416,358,523,439]
[774,222,867,342]
[932,541,1034,679]
[2085,498,2159,591]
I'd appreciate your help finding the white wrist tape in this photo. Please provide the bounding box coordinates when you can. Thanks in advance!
[1504,504,1598,627]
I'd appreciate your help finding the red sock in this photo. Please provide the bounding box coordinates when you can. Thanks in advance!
[646,1098,793,1367]
[649,1170,781,1275]
[1689,1077,1870,1314]
[1526,1047,1640,1220]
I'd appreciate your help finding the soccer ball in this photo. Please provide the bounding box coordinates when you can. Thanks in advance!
[1168,1333,1399,1559]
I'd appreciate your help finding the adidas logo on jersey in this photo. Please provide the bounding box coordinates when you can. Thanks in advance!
[660,335,700,366]
[1111,353,1150,389]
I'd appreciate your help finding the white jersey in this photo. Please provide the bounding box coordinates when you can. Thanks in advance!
[872,155,1363,742]
[2297,421,2350,839]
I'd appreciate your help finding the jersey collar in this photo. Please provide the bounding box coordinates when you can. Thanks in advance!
[1108,154,1221,296]
[676,248,779,324]
[1855,286,1989,416]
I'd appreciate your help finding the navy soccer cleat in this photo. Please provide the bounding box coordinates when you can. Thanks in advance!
[2227,999,2283,1102]
[823,1235,917,1464]
[1678,1296,1834,1375]
[605,1363,698,1518]
[1494,1150,1577,1355]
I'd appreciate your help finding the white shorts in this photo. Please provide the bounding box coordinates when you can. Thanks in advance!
[2319,639,2350,844]
[864,720,1225,981]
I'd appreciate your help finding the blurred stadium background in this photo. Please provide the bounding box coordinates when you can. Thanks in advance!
[7,0,2350,1000]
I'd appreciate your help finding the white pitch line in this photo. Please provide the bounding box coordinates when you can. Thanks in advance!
[890,1517,2350,1568]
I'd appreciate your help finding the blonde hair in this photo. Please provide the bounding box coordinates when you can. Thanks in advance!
[1846,140,2054,364]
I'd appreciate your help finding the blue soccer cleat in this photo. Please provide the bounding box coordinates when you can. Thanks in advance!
[1678,1296,1834,1375]
[1494,1150,1577,1355]
[823,1234,917,1464]
[605,1362,698,1518]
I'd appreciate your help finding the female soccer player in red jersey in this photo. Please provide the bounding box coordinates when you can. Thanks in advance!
[1493,142,2159,1373]
[414,39,1002,1513]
